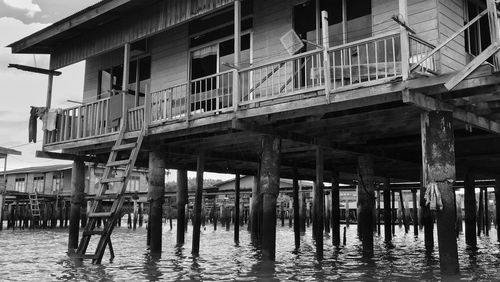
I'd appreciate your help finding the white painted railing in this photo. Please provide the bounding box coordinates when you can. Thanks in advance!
[150,83,188,124]
[190,70,234,115]
[409,35,438,74]
[127,105,145,132]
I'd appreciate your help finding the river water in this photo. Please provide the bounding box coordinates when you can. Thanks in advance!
[0,222,499,281]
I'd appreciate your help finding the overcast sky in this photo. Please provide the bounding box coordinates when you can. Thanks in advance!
[0,0,232,180]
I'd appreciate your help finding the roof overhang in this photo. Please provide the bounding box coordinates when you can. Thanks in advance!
[0,147,22,158]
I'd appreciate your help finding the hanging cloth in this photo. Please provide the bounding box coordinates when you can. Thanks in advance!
[29,106,47,143]
[43,109,58,131]
[424,182,443,211]
[108,93,123,128]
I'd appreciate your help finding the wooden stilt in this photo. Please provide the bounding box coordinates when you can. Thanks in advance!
[0,194,4,231]
[177,169,188,245]
[456,194,463,235]
[260,135,280,261]
[332,171,340,246]
[293,165,300,249]
[251,164,261,240]
[148,151,165,254]
[314,147,324,259]
[400,191,409,233]
[68,160,85,252]
[377,188,381,235]
[234,173,240,243]
[384,178,392,242]
[495,178,500,242]
[421,110,459,274]
[420,168,434,250]
[478,187,484,237]
[412,189,418,236]
[358,155,375,256]
[300,183,306,233]
[192,152,205,256]
[391,191,395,236]
[484,188,490,236]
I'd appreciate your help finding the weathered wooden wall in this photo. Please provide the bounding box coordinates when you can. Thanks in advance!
[437,0,466,72]
[83,48,124,102]
[51,0,235,70]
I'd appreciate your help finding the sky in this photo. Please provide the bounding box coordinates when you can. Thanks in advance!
[0,0,232,181]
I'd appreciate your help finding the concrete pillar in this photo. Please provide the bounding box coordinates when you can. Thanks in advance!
[177,169,188,245]
[260,135,281,261]
[332,171,340,246]
[383,178,392,242]
[234,173,240,243]
[148,151,165,254]
[68,160,85,251]
[358,155,375,255]
[421,110,459,274]
[192,152,205,256]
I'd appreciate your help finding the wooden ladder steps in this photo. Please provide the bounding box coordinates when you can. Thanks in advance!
[88,212,113,218]
[83,230,106,236]
[93,194,120,200]
[100,177,125,184]
[112,143,136,151]
[106,160,130,167]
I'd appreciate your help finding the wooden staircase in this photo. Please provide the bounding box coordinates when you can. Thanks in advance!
[74,122,146,264]
[28,192,41,220]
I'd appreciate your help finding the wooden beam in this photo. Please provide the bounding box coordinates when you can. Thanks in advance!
[0,147,21,156]
[36,150,99,163]
[402,91,500,134]
[444,42,500,90]
[7,64,61,76]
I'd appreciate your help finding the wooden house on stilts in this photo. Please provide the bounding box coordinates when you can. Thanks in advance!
[9,0,500,274]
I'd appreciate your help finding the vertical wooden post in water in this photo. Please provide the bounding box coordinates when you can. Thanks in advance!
[383,178,392,242]
[251,163,261,240]
[314,147,325,259]
[421,110,459,274]
[358,155,375,255]
[420,168,434,250]
[177,169,188,245]
[399,191,408,233]
[292,165,300,249]
[234,173,240,243]
[260,135,281,261]
[391,191,395,236]
[332,171,340,246]
[148,151,165,254]
[484,188,490,236]
[192,152,205,256]
[495,178,500,242]
[68,160,84,251]
[478,188,484,237]
[412,189,418,236]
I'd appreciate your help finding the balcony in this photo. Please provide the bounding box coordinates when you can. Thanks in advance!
[44,31,438,148]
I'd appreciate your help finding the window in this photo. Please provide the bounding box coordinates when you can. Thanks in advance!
[464,0,491,59]
[98,40,151,105]
[33,176,44,193]
[52,173,62,194]
[293,0,372,50]
[15,177,26,193]
[127,176,141,192]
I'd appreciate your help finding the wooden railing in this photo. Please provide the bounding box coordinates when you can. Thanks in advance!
[190,70,234,114]
[45,97,115,144]
[326,31,402,90]
[409,35,438,74]
[127,105,145,132]
[150,84,188,124]
[239,49,324,104]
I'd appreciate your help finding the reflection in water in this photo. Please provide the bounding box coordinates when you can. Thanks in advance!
[0,224,499,280]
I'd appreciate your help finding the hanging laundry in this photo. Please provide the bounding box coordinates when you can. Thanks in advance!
[108,93,123,128]
[28,106,47,143]
[42,108,58,131]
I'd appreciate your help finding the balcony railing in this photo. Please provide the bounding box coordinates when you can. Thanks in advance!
[44,31,440,146]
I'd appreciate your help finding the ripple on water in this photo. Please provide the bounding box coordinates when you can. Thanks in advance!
[0,223,499,281]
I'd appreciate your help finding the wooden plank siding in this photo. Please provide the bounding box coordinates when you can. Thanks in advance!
[50,0,235,70]
[83,48,123,103]
[437,0,466,73]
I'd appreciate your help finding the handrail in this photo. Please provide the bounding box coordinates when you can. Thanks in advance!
[190,69,234,83]
[410,9,488,72]
[327,31,400,52]
[408,34,436,49]
[238,49,323,73]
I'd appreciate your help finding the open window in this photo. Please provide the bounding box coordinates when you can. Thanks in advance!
[464,0,491,62]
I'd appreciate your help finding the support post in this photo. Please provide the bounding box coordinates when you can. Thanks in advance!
[192,152,205,256]
[234,173,240,243]
[400,191,409,233]
[148,151,165,254]
[495,178,500,242]
[420,167,434,250]
[421,111,459,274]
[42,73,54,146]
[251,163,261,240]
[121,43,131,130]
[412,189,418,236]
[484,188,490,236]
[391,190,395,236]
[68,160,85,251]
[321,11,332,101]
[399,0,410,79]
[384,178,392,242]
[293,165,300,249]
[232,0,241,112]
[260,135,281,261]
[478,187,484,236]
[332,171,340,246]
[177,169,188,245]
[314,147,325,258]
[358,155,375,256]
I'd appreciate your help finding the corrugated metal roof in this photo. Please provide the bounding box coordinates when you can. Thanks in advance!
[1,164,72,175]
